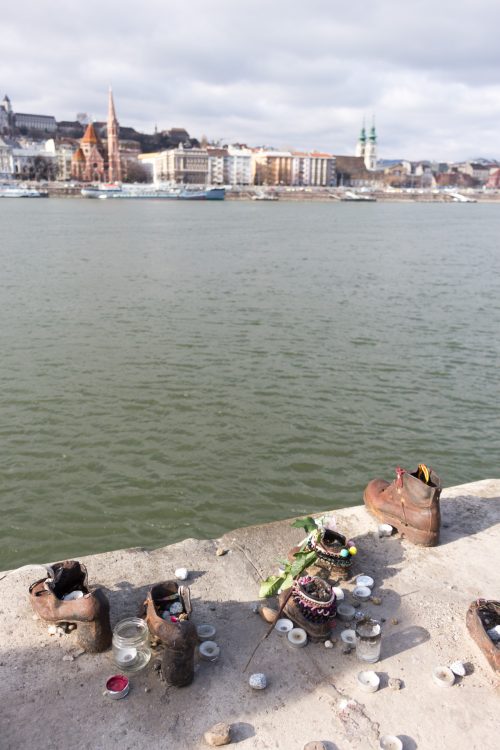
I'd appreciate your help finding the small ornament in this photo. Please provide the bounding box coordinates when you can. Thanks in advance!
[348,546,357,556]
[340,549,349,558]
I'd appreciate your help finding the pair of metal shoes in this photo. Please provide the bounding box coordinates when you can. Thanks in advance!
[29,561,198,687]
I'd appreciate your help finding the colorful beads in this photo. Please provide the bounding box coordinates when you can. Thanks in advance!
[348,546,357,556]
[340,548,349,558]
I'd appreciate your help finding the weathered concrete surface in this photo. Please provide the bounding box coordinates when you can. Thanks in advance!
[1,479,499,750]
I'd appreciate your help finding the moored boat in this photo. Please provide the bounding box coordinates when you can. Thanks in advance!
[80,184,225,200]
[0,185,49,198]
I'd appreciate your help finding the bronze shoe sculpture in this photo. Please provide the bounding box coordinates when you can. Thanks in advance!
[279,575,337,641]
[466,599,500,673]
[29,560,112,653]
[143,581,198,687]
[363,464,441,546]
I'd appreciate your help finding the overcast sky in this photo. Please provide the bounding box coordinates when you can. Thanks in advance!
[3,1,500,161]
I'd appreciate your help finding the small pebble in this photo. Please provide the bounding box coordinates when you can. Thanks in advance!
[47,625,57,636]
[144,686,151,693]
[175,567,189,581]
[304,743,329,750]
[204,721,232,746]
[371,596,382,605]
[216,548,228,557]
[324,640,334,649]
[251,604,259,614]
[388,677,403,690]
[32,614,39,621]
[249,672,267,690]
[391,618,399,625]
[67,623,77,632]
[258,605,278,624]
[62,654,74,662]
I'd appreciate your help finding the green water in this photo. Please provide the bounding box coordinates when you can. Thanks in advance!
[1,199,499,569]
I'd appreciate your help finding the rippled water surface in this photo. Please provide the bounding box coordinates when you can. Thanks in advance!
[1,199,499,569]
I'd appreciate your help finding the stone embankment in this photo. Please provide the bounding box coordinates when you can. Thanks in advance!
[1,479,499,750]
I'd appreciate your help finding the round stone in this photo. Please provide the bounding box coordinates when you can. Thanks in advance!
[174,567,188,580]
[249,672,267,690]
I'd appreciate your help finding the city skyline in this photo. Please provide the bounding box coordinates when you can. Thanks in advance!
[3,1,500,161]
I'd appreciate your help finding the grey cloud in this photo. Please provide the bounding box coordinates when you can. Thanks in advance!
[3,0,500,159]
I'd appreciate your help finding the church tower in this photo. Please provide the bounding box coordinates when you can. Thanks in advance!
[364,122,377,171]
[355,123,366,159]
[107,88,121,182]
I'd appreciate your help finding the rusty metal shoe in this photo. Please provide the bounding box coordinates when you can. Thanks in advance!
[363,465,441,546]
[143,581,198,687]
[466,599,500,673]
[29,560,112,653]
[279,575,337,641]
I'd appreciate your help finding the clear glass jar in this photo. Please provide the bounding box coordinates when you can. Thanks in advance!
[355,617,381,663]
[112,617,151,672]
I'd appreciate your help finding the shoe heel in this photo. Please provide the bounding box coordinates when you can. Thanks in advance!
[76,617,112,653]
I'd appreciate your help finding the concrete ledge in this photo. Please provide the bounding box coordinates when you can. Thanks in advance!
[1,479,499,750]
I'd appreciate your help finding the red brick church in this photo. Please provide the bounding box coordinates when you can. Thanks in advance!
[71,89,122,182]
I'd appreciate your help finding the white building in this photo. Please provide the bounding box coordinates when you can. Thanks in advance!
[0,136,13,177]
[138,144,208,185]
[226,145,252,185]
[207,147,227,185]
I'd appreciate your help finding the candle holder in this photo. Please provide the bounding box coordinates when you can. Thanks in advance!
[112,617,151,673]
[355,617,382,663]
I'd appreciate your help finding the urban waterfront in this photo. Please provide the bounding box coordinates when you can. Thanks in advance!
[1,199,499,570]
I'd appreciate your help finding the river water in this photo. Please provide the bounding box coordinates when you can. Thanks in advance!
[1,198,499,570]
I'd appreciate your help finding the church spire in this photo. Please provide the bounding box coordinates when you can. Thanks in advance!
[107,87,121,182]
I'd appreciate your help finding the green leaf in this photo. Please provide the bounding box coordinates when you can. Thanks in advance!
[259,574,285,599]
[280,573,294,591]
[291,516,317,533]
[290,549,317,578]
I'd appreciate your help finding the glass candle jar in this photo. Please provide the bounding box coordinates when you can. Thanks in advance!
[112,617,151,673]
[355,617,382,663]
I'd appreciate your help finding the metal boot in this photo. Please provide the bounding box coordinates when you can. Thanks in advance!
[143,581,198,687]
[29,560,112,652]
[363,465,441,546]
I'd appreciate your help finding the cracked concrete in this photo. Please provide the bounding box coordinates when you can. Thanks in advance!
[1,479,499,750]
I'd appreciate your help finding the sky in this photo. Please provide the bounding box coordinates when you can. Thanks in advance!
[2,0,500,161]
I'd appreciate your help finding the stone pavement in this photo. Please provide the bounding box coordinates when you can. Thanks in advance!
[1,479,499,750]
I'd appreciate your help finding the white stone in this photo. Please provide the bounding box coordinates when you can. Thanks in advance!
[174,567,188,580]
[249,672,267,690]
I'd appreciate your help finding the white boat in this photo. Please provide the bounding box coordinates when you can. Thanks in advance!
[0,186,48,198]
[341,190,376,202]
[252,191,279,201]
[448,192,477,203]
[81,184,225,200]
